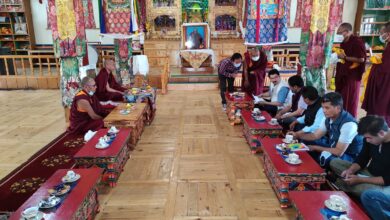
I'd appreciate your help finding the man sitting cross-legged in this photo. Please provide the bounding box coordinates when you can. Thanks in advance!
[288,92,363,167]
[68,77,109,135]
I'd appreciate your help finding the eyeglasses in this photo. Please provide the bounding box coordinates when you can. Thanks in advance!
[86,84,96,88]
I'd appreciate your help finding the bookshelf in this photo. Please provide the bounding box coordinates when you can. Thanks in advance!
[0,0,35,54]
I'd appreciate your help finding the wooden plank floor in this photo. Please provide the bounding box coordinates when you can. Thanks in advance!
[0,90,295,220]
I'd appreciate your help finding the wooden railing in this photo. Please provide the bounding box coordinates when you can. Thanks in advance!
[0,55,60,89]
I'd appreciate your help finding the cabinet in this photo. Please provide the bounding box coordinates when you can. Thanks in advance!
[0,0,35,54]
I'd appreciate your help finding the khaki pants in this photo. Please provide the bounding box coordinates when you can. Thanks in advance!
[330,159,382,197]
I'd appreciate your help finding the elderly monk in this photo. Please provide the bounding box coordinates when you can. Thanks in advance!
[362,22,390,125]
[335,23,366,117]
[95,59,127,101]
[242,47,267,95]
[68,77,109,135]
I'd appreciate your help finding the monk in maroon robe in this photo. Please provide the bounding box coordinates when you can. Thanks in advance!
[68,77,109,135]
[95,59,127,101]
[362,23,390,125]
[335,23,366,117]
[242,47,267,95]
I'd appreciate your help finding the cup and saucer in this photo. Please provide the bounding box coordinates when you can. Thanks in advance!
[282,134,295,144]
[61,170,80,183]
[21,206,43,219]
[108,126,119,134]
[252,108,261,115]
[324,195,348,213]
[119,109,130,115]
[48,183,71,196]
[268,118,279,125]
[38,195,61,209]
[95,137,110,149]
[285,153,302,165]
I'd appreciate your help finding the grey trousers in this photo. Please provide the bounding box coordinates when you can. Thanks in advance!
[330,158,382,197]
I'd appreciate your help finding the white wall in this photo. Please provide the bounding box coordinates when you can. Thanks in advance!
[31,0,357,45]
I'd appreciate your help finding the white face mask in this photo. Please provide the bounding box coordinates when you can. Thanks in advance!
[379,34,388,43]
[233,63,241,68]
[88,91,95,96]
[251,56,260,61]
[335,34,344,42]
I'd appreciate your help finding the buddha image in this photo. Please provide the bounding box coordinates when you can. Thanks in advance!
[185,27,205,49]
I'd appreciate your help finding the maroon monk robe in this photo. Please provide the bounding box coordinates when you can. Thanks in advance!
[335,35,366,117]
[95,68,126,101]
[362,44,390,125]
[242,50,268,95]
[68,90,109,135]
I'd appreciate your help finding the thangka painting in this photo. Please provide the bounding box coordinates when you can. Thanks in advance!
[245,0,288,46]
[114,38,133,86]
[47,0,95,29]
[48,0,86,58]
[60,58,81,107]
[99,0,139,34]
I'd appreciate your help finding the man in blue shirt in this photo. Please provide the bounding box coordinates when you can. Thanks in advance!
[290,92,363,167]
[255,69,291,117]
[289,86,325,133]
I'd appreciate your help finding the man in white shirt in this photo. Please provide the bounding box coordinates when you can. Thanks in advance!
[256,69,291,117]
[289,92,363,167]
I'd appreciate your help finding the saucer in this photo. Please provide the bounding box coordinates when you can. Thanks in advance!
[282,139,293,144]
[95,143,110,149]
[48,184,71,196]
[38,196,61,209]
[22,206,40,219]
[61,173,81,183]
[324,199,347,212]
[119,109,130,115]
[268,121,279,126]
[285,158,302,165]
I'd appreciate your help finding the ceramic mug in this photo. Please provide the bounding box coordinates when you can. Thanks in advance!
[270,118,277,124]
[285,134,294,142]
[66,170,75,179]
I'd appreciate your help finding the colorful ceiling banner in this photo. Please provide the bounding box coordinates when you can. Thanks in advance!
[48,0,86,58]
[244,0,289,46]
[99,0,139,34]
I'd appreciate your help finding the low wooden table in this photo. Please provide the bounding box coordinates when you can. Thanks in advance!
[241,110,283,153]
[261,138,326,208]
[103,103,147,146]
[9,168,103,220]
[74,129,131,187]
[289,191,370,220]
[225,92,254,125]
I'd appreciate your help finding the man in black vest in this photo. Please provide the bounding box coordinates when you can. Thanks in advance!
[276,75,306,130]
[289,86,324,133]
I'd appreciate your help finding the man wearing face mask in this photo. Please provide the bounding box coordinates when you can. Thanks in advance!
[218,53,243,111]
[362,22,390,126]
[242,47,267,96]
[68,77,109,135]
[335,23,366,118]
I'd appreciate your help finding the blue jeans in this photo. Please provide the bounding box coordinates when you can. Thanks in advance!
[361,187,390,220]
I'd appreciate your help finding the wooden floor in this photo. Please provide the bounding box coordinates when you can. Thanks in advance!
[0,90,295,220]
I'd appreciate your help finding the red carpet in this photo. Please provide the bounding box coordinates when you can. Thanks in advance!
[0,132,84,214]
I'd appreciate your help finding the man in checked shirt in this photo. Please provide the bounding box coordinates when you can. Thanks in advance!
[218,53,243,111]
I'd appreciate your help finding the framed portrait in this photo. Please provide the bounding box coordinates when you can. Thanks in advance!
[182,23,209,50]
[14,23,27,34]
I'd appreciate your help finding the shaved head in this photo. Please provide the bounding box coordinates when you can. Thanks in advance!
[104,59,115,72]
[338,23,353,32]
[80,76,94,88]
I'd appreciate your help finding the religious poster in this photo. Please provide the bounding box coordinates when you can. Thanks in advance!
[99,0,139,34]
[295,0,343,94]
[60,58,81,107]
[245,0,288,46]
[114,38,133,86]
[48,0,86,58]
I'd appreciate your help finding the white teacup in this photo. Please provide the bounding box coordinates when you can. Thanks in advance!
[288,153,299,162]
[285,134,294,143]
[253,108,260,113]
[270,118,277,124]
[66,170,75,179]
[329,195,345,206]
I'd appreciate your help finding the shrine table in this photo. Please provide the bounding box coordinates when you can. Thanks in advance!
[241,110,282,153]
[103,103,147,146]
[74,129,131,187]
[225,92,254,125]
[261,138,326,208]
[289,191,370,220]
[9,168,103,220]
